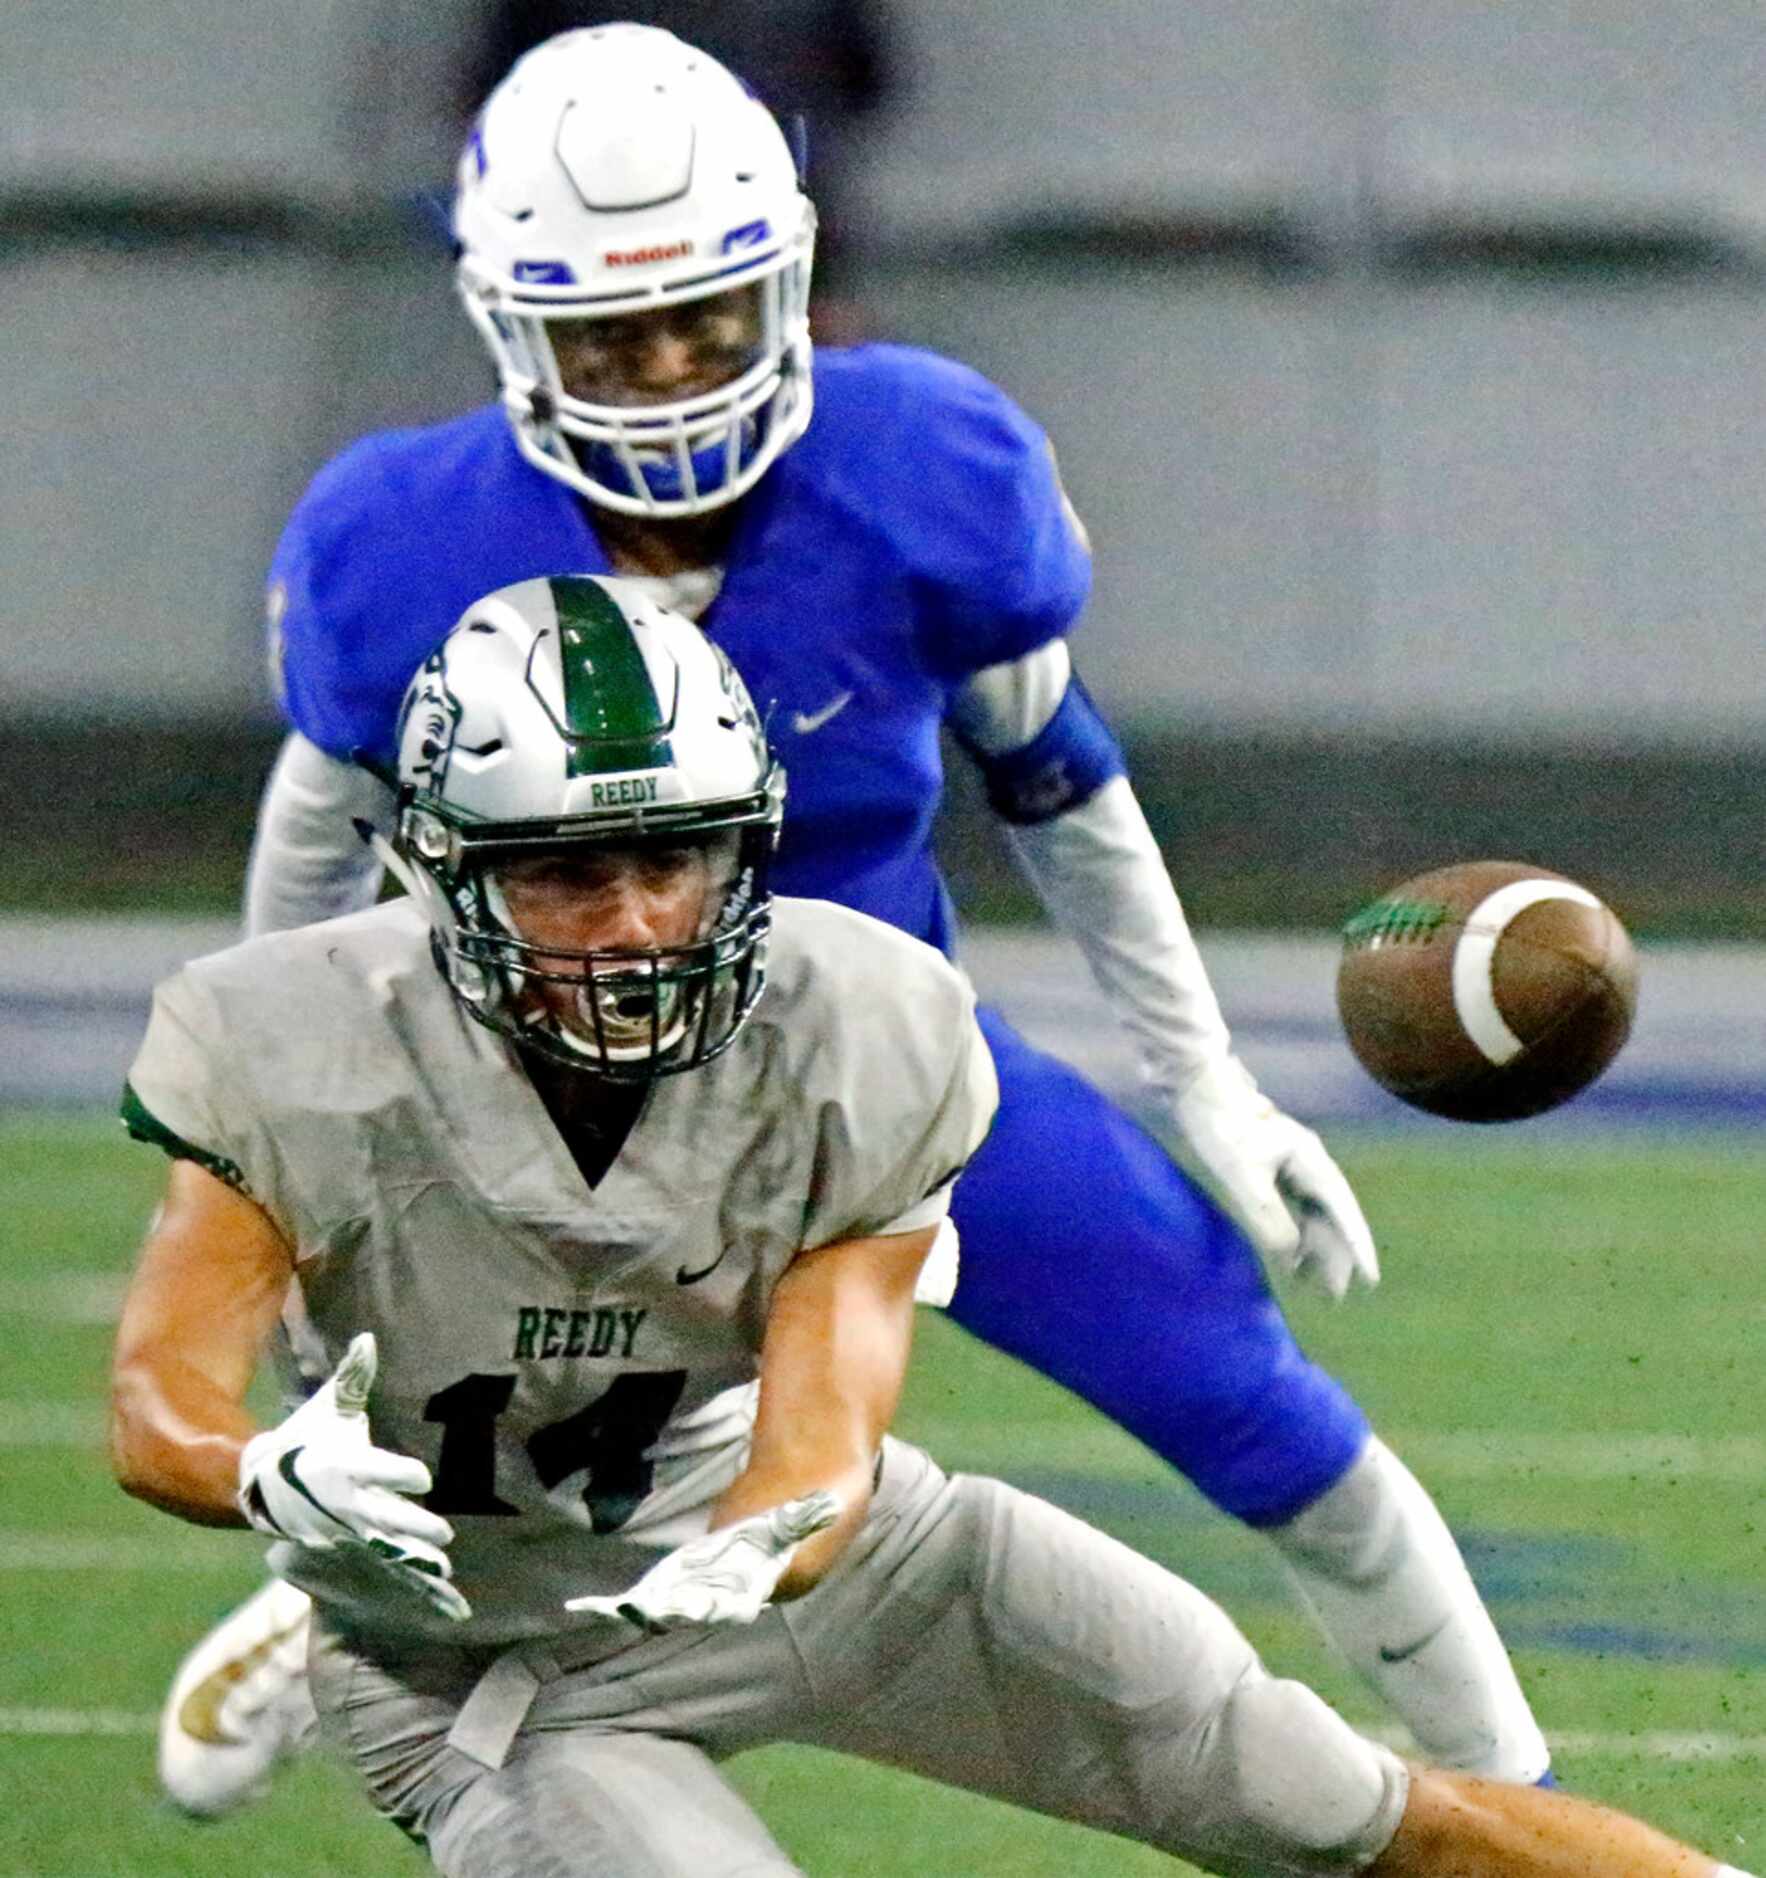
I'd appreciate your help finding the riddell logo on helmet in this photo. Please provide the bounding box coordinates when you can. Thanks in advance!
[603,241,694,268]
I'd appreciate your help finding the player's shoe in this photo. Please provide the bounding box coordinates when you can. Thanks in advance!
[158,1578,318,1817]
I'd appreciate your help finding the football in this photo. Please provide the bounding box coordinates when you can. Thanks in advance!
[1336,860,1638,1121]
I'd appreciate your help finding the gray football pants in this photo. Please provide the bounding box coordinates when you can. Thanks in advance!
[309,1439,1408,1877]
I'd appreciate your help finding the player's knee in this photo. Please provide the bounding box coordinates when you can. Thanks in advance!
[1211,1674,1407,1866]
[1138,1336,1369,1528]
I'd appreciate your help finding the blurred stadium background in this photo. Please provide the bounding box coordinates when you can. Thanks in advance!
[6,0,1765,929]
[3,4,1763,1873]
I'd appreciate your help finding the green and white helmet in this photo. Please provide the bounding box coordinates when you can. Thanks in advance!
[392,573,784,1078]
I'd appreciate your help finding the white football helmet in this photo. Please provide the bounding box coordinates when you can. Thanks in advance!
[454,22,815,517]
[391,574,785,1077]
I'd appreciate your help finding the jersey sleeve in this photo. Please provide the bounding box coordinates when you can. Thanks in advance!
[947,644,1128,824]
[894,353,1092,681]
[121,971,284,1219]
[801,971,1000,1252]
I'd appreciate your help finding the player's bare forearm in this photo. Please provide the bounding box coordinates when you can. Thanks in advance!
[110,1159,293,1526]
[110,1359,258,1527]
[714,1223,935,1596]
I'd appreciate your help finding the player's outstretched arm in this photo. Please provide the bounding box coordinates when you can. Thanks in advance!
[1015,777,1377,1296]
[952,648,1376,1297]
[720,1220,937,1595]
[111,1159,295,1525]
[565,1223,933,1634]
[110,1163,468,1620]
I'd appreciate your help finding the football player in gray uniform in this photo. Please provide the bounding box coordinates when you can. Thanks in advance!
[111,578,1751,1878]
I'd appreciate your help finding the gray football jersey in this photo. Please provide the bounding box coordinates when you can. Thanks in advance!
[125,897,996,1643]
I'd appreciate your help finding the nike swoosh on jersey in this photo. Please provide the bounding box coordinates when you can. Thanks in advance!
[174,1618,308,1748]
[1377,1617,1451,1665]
[789,690,854,735]
[676,1243,733,1285]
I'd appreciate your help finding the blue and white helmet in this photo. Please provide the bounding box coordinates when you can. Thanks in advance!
[393,574,785,1078]
[453,22,816,517]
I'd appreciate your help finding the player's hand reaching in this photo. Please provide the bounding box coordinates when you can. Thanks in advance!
[565,1490,841,1633]
[238,1332,470,1622]
[1165,1056,1379,1301]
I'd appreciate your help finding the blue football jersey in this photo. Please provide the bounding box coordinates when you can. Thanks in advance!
[265,342,1380,1556]
[269,344,1092,951]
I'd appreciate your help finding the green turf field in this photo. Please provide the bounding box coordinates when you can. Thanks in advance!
[2,1113,1760,1876]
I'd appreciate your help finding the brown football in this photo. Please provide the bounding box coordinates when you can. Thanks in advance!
[1336,860,1638,1121]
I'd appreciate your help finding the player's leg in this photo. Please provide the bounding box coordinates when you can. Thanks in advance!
[158,1576,318,1816]
[779,1443,1411,1871]
[946,1006,1548,1781]
[1372,1770,1753,1878]
[426,1732,801,1878]
[775,1449,1744,1878]
[1270,1431,1548,1782]
[306,1624,801,1877]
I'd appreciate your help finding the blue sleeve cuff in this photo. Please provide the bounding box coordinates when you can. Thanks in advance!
[962,676,1126,825]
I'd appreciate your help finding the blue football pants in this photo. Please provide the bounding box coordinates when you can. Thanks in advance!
[947,1007,1369,1528]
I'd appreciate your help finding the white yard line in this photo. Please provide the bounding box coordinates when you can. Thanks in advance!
[0,1535,254,1571]
[0,1274,127,1323]
[1540,1731,1766,1764]
[0,1404,108,1446]
[889,1418,1766,1483]
[1388,1431,1766,1480]
[0,1707,161,1736]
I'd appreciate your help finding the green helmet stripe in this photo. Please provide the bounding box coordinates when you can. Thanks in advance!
[550,578,675,776]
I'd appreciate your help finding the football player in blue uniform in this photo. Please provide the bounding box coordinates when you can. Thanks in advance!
[158,20,1552,1816]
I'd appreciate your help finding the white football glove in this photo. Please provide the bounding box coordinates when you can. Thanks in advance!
[565,1489,841,1634]
[1165,1056,1379,1300]
[238,1332,470,1622]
